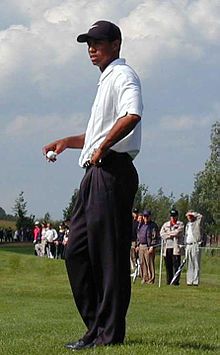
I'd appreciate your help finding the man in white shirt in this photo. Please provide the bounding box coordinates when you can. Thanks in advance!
[160,209,184,285]
[43,20,143,350]
[45,223,58,258]
[185,211,204,286]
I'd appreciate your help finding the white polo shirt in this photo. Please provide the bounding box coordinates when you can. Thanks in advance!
[186,223,194,244]
[79,58,143,167]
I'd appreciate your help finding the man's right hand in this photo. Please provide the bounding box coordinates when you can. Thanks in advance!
[42,138,69,157]
[42,134,86,158]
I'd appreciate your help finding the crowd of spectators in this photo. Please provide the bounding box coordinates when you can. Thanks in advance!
[33,220,70,259]
[0,220,70,260]
[131,207,204,286]
[0,227,32,243]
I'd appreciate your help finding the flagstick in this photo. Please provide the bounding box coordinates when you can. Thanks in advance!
[158,238,163,288]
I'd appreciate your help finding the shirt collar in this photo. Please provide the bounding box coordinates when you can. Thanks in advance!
[98,58,126,84]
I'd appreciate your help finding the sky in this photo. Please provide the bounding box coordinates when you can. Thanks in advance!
[0,0,219,220]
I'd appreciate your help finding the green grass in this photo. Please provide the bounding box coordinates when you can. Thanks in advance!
[0,245,219,355]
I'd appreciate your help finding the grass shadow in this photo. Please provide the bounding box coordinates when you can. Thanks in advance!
[0,243,34,256]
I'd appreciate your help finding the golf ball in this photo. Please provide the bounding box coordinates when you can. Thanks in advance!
[46,150,57,160]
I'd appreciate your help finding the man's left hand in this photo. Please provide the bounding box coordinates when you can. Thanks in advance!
[90,147,104,165]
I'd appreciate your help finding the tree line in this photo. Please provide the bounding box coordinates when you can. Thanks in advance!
[1,122,219,237]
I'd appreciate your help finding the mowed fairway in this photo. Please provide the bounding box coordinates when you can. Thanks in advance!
[0,245,219,355]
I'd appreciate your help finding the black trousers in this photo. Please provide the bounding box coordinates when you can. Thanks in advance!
[164,248,181,285]
[65,152,138,345]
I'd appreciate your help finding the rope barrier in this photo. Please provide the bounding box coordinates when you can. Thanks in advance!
[148,243,220,250]
[157,243,220,287]
[131,242,220,286]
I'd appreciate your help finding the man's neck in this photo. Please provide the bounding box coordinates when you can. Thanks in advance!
[99,55,119,72]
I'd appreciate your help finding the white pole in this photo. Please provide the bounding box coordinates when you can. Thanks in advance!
[158,238,163,288]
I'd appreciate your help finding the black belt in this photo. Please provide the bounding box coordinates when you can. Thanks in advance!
[83,160,93,168]
[83,150,132,169]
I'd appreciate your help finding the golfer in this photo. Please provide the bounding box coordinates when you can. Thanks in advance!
[43,20,143,350]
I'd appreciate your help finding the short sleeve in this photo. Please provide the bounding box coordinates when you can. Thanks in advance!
[114,69,143,119]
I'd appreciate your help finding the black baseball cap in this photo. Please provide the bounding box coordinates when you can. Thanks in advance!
[170,208,178,217]
[77,20,122,43]
[143,210,151,217]
[133,208,139,213]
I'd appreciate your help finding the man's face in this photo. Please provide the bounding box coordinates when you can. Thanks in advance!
[137,215,143,223]
[143,215,151,223]
[87,39,119,71]
[170,216,177,224]
[187,214,195,222]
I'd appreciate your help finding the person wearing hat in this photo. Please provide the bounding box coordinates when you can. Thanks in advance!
[43,20,143,350]
[185,211,204,286]
[33,221,41,244]
[33,221,42,256]
[54,223,66,259]
[160,209,184,285]
[136,210,159,284]
[33,221,41,242]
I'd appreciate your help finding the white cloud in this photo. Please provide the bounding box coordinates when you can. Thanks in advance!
[141,105,219,152]
[4,113,87,139]
[188,0,220,42]
[158,99,220,133]
[0,25,31,79]
[159,114,211,131]
[120,0,220,76]
[1,1,219,91]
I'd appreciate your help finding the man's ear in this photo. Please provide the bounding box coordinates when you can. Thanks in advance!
[112,39,121,52]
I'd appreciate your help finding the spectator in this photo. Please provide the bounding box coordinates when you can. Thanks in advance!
[62,219,70,259]
[33,221,42,256]
[130,208,139,271]
[137,212,144,229]
[45,223,58,258]
[35,222,47,257]
[20,228,24,242]
[5,228,13,243]
[13,229,20,242]
[136,212,144,276]
[55,223,65,259]
[40,222,47,257]
[136,210,159,284]
[160,209,184,285]
[0,228,4,243]
[33,221,41,243]
[185,211,204,286]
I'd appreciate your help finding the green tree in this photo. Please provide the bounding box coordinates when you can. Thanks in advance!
[13,191,27,226]
[0,207,7,219]
[151,188,174,228]
[12,191,34,230]
[175,193,190,224]
[63,189,79,220]
[43,212,51,223]
[134,186,175,227]
[191,121,220,235]
[133,184,148,211]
